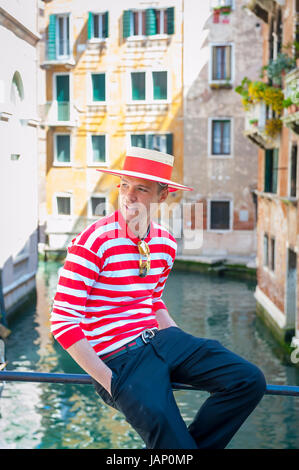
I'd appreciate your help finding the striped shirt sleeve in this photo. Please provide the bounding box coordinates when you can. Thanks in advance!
[50,244,102,349]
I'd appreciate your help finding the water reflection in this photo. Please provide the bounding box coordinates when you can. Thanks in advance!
[0,261,298,449]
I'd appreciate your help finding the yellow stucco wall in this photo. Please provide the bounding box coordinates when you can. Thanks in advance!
[44,0,184,224]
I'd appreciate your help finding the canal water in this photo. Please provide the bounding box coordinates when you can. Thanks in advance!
[0,260,299,449]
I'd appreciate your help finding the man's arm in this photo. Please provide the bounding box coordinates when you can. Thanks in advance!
[67,338,113,394]
[156,308,178,330]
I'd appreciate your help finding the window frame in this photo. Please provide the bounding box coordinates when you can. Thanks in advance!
[264,148,279,194]
[128,132,173,154]
[210,0,235,10]
[87,133,109,167]
[55,13,71,60]
[207,199,233,232]
[209,42,234,85]
[88,193,109,218]
[128,69,170,103]
[53,132,72,166]
[54,192,73,217]
[208,117,233,158]
[53,72,72,122]
[89,72,107,104]
[92,12,107,40]
[288,142,297,198]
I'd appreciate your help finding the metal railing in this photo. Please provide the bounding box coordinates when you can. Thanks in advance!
[0,371,299,396]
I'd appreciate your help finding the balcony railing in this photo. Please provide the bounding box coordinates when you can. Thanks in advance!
[282,66,299,134]
[244,101,280,149]
[42,101,78,127]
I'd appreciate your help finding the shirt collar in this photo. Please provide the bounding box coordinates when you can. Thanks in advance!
[116,209,155,244]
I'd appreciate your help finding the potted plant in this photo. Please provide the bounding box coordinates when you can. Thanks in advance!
[249,118,258,126]
[219,5,232,15]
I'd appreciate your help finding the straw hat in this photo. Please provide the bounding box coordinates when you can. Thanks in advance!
[96,146,193,192]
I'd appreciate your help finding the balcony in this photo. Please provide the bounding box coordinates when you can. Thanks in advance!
[246,0,279,22]
[41,40,75,69]
[282,66,299,134]
[244,101,280,149]
[42,101,78,127]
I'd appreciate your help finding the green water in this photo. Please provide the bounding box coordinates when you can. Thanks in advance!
[0,261,299,449]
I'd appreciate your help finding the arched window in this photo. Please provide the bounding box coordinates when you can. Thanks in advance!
[10,71,24,107]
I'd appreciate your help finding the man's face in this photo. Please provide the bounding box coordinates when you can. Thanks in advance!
[119,175,168,226]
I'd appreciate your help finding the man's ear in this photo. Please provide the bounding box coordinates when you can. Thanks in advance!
[158,188,169,204]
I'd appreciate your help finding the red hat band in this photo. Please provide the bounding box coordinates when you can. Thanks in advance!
[123,155,173,181]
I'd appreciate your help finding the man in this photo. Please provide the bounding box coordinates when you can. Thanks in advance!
[50,146,266,449]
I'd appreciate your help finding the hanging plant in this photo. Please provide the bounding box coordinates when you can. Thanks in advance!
[264,118,282,137]
[235,77,284,113]
[263,53,296,86]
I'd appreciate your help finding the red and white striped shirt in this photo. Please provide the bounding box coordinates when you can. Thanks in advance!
[50,210,177,356]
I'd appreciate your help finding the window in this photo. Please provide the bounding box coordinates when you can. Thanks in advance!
[210,0,233,7]
[57,15,70,58]
[90,196,107,217]
[47,14,70,60]
[130,71,168,102]
[55,74,70,121]
[55,134,71,164]
[123,8,174,38]
[56,196,71,215]
[270,237,275,271]
[211,119,231,155]
[264,149,278,193]
[91,73,106,102]
[87,12,109,40]
[290,144,297,198]
[152,72,167,100]
[131,133,173,154]
[263,234,275,271]
[263,234,269,266]
[91,135,106,163]
[131,72,146,100]
[211,45,232,81]
[209,200,231,230]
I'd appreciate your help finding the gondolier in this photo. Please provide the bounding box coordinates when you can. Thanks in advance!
[50,146,266,449]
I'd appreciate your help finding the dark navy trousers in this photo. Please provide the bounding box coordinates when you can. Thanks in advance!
[93,327,266,449]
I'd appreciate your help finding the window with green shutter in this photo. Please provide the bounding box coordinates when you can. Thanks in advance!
[88,12,109,39]
[152,71,167,100]
[47,14,57,60]
[56,135,70,163]
[131,134,173,154]
[146,9,157,35]
[123,10,132,38]
[92,74,106,101]
[264,149,278,193]
[123,8,174,39]
[131,72,146,100]
[131,134,146,148]
[92,135,106,163]
[167,7,175,34]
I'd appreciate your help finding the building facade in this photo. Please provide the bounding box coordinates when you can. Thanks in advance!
[40,0,184,254]
[242,0,299,347]
[0,0,40,319]
[182,0,263,261]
